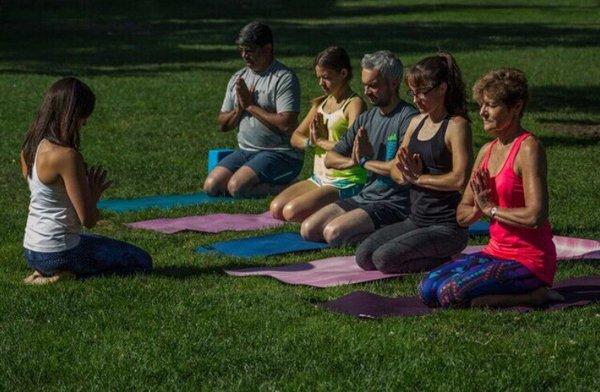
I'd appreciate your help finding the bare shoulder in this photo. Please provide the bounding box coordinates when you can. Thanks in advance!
[400,114,426,146]
[475,140,493,161]
[410,113,427,128]
[518,133,545,162]
[447,115,471,133]
[44,143,84,172]
[344,96,367,114]
[521,133,543,152]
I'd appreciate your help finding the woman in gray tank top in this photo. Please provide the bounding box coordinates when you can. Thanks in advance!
[21,78,152,284]
[355,52,473,273]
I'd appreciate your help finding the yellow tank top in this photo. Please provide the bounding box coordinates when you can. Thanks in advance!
[313,94,367,188]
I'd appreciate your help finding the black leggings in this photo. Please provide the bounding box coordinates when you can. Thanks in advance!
[355,219,468,274]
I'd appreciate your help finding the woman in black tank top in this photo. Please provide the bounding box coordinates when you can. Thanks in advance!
[356,52,473,274]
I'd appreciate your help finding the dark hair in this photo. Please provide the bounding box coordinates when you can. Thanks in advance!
[405,51,469,121]
[22,77,95,177]
[314,46,353,81]
[235,21,273,47]
[472,68,529,117]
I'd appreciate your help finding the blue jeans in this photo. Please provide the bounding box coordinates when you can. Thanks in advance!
[24,234,153,278]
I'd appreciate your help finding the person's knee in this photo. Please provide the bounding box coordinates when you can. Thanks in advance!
[269,199,286,220]
[437,279,462,308]
[282,202,304,222]
[371,245,403,273]
[355,238,377,271]
[322,223,346,247]
[418,275,439,307]
[300,219,322,242]
[203,176,223,196]
[227,177,251,197]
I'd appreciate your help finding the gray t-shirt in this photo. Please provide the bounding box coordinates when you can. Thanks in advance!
[332,100,418,210]
[221,59,301,159]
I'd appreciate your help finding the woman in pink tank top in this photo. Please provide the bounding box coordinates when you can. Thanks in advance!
[419,68,562,308]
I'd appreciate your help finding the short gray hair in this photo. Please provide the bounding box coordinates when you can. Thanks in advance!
[361,50,403,83]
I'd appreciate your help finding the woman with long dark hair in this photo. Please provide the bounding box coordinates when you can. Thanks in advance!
[21,77,152,284]
[270,46,367,222]
[355,51,473,273]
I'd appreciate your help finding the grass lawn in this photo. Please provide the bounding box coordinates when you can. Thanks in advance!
[1,0,599,389]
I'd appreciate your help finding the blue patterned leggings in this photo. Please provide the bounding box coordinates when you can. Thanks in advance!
[25,233,153,278]
[419,252,546,308]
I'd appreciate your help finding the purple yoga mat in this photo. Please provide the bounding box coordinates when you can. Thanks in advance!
[126,211,284,234]
[318,275,600,318]
[225,236,599,288]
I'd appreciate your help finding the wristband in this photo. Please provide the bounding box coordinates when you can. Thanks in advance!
[358,156,371,168]
[304,137,313,149]
[490,206,498,219]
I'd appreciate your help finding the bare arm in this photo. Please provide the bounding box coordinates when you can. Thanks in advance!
[364,160,393,176]
[324,150,356,170]
[290,105,319,150]
[217,108,243,132]
[57,149,111,229]
[390,115,421,184]
[245,106,298,135]
[484,137,549,228]
[456,144,488,227]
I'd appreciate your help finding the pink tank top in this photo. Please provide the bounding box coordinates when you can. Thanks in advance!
[481,131,557,284]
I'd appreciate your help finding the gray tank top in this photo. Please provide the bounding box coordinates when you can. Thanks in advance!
[23,141,81,252]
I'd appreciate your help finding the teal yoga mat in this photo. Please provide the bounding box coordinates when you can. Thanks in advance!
[196,232,329,258]
[98,192,234,212]
[469,220,489,235]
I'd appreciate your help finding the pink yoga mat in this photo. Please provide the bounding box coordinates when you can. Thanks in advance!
[126,211,284,234]
[225,235,600,288]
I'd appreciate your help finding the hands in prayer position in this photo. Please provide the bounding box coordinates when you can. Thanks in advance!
[470,167,495,216]
[309,112,328,146]
[87,165,111,203]
[351,127,373,165]
[235,78,254,110]
[395,146,423,184]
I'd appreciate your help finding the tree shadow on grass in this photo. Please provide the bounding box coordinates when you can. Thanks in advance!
[1,2,598,76]
[153,263,250,280]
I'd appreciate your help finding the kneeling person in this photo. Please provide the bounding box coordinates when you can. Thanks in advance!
[204,21,302,197]
[301,50,418,246]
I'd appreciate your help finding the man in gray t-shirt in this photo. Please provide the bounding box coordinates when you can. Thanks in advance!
[301,51,417,246]
[203,22,302,198]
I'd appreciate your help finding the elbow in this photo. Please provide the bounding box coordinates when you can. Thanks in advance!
[324,154,335,169]
[524,214,545,229]
[290,137,302,150]
[217,122,229,133]
[450,173,469,192]
[80,209,99,229]
[82,218,97,229]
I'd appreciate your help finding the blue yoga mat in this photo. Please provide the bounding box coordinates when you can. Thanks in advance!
[469,220,490,235]
[196,232,329,258]
[98,192,234,213]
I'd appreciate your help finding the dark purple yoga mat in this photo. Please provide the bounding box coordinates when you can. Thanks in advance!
[318,276,600,319]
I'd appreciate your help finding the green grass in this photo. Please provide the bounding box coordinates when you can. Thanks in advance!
[1,0,599,390]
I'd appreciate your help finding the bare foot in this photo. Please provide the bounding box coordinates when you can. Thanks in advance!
[23,271,43,284]
[24,271,75,285]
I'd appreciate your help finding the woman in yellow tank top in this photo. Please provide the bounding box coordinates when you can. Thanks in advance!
[270,46,367,222]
